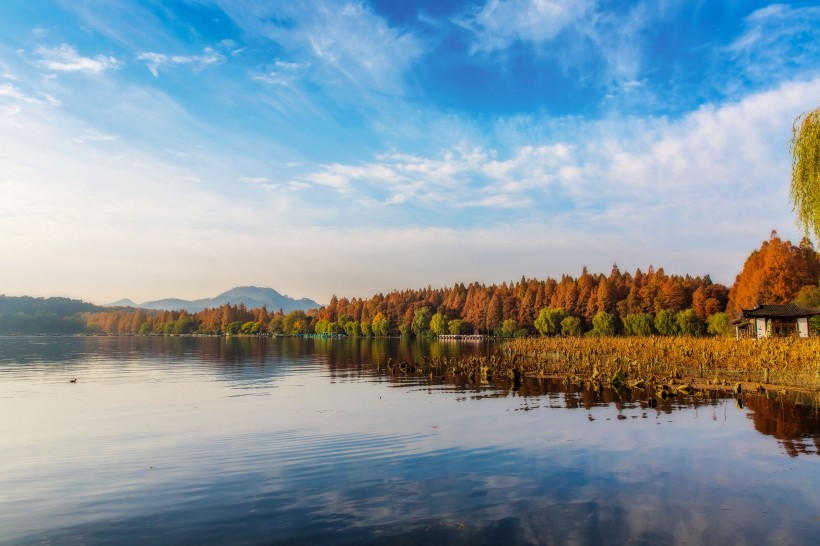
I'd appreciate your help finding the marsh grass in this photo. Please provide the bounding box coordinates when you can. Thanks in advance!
[502,336,820,392]
[377,337,820,407]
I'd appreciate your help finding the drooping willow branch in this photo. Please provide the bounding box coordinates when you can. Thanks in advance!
[789,108,820,241]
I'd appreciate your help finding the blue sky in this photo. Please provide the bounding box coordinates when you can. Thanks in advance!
[1,0,819,304]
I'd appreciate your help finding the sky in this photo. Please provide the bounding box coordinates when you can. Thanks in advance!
[1,0,819,305]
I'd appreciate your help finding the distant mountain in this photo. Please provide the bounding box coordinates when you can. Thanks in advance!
[110,287,321,313]
[1,295,102,315]
[0,295,102,335]
[104,298,138,308]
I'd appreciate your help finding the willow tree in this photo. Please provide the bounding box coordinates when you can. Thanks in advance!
[790,108,820,241]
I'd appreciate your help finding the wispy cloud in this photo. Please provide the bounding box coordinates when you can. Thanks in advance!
[292,76,820,239]
[297,142,583,212]
[463,0,592,53]
[0,82,35,101]
[724,3,820,85]
[35,44,122,74]
[251,59,309,87]
[3,0,819,303]
[216,1,423,97]
[0,82,60,107]
[238,176,280,190]
[137,47,225,77]
[71,128,117,143]
[459,0,684,92]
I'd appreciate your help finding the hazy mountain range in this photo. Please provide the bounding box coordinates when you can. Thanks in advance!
[105,286,322,313]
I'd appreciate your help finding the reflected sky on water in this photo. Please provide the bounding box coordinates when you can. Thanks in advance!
[1,336,819,545]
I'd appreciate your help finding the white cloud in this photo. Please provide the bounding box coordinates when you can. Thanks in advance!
[215,1,423,97]
[0,83,33,101]
[71,128,117,143]
[724,3,820,84]
[239,176,279,190]
[138,47,225,77]
[35,44,122,74]
[0,82,61,107]
[251,59,309,87]
[218,38,245,56]
[3,2,818,304]
[465,0,592,52]
[461,0,689,90]
[297,142,578,209]
[286,77,819,278]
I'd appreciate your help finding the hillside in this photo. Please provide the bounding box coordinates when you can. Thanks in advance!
[0,295,102,335]
[107,286,321,313]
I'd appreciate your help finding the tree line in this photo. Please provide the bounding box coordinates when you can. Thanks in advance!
[0,296,99,335]
[4,234,817,338]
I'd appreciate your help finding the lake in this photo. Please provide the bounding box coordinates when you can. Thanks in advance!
[1,336,819,545]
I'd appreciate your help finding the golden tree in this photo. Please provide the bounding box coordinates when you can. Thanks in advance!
[790,108,820,241]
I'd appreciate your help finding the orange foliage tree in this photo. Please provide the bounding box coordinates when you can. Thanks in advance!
[727,231,820,314]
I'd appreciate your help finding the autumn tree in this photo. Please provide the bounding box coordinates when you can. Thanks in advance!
[692,284,729,320]
[371,312,388,337]
[727,232,820,313]
[283,310,309,335]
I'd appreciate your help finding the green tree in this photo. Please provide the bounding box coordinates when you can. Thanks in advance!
[240,321,260,335]
[654,309,678,336]
[360,320,372,337]
[622,313,655,336]
[499,318,518,337]
[790,108,820,241]
[534,307,566,336]
[225,321,242,335]
[793,285,820,333]
[411,307,432,337]
[676,309,704,336]
[334,314,353,335]
[398,323,412,337]
[314,319,330,335]
[590,311,617,336]
[560,315,582,336]
[173,313,197,334]
[283,310,309,335]
[267,316,283,335]
[707,312,733,337]
[430,312,448,336]
[371,312,388,337]
[448,319,465,335]
[793,284,820,308]
[344,320,361,337]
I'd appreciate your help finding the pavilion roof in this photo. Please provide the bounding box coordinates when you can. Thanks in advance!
[741,304,820,319]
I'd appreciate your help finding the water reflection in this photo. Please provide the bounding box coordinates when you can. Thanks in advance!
[744,393,820,457]
[1,336,819,545]
[2,336,819,452]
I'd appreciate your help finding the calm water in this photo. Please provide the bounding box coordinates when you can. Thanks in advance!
[1,336,819,545]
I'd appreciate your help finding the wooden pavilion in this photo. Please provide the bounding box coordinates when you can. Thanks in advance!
[732,304,819,339]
